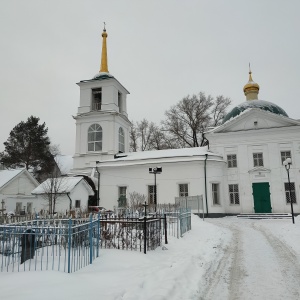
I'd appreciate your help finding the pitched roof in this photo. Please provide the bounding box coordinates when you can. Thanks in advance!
[31,176,94,195]
[114,146,214,161]
[0,169,24,189]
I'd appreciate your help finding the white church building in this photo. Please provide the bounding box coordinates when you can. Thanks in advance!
[70,28,300,216]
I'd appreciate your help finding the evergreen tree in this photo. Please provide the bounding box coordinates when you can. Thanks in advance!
[0,116,54,180]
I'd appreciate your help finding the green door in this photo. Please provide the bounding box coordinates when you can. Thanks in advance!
[252,182,272,213]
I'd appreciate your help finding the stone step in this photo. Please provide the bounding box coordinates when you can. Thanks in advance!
[237,213,292,219]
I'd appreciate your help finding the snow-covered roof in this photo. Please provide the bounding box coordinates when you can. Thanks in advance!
[92,72,114,80]
[222,99,288,124]
[114,146,217,162]
[209,107,300,134]
[31,176,94,195]
[96,147,224,168]
[55,155,74,175]
[0,169,24,189]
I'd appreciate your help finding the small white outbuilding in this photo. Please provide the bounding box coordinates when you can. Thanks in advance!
[31,176,94,214]
[0,169,39,215]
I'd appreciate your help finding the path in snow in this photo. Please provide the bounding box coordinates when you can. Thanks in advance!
[200,218,300,300]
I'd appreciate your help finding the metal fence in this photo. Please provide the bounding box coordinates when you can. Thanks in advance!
[175,195,204,220]
[115,205,192,239]
[0,206,192,273]
[0,215,100,273]
[100,216,162,254]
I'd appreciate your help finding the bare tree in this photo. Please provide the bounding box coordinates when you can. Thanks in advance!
[162,92,231,147]
[129,192,147,210]
[211,95,231,126]
[129,122,139,152]
[38,163,67,215]
[129,119,157,151]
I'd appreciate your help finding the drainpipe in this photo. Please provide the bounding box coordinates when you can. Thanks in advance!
[96,161,100,206]
[66,193,72,212]
[204,154,208,217]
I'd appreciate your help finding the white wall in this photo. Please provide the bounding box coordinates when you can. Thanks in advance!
[99,159,226,214]
[208,123,300,214]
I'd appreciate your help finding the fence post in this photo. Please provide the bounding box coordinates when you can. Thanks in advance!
[67,218,72,273]
[177,209,180,239]
[89,214,93,264]
[164,214,168,244]
[97,212,100,258]
[143,201,148,254]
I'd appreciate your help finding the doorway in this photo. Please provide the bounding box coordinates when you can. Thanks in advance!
[252,182,272,213]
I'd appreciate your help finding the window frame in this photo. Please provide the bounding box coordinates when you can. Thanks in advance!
[118,127,125,153]
[88,124,102,152]
[284,182,297,204]
[148,185,155,205]
[227,154,237,168]
[179,183,189,197]
[281,151,292,165]
[75,200,81,209]
[212,183,220,205]
[228,184,240,205]
[92,88,102,111]
[253,152,264,167]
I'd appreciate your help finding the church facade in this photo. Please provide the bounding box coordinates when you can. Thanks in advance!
[71,28,300,216]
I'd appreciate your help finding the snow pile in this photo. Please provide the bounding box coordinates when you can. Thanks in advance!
[0,215,231,300]
[1,215,300,299]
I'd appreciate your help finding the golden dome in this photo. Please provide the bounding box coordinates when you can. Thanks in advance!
[243,71,260,94]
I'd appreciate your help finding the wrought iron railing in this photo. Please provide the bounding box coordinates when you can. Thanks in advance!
[0,215,100,273]
[92,102,101,111]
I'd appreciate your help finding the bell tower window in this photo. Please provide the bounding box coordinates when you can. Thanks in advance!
[88,124,102,151]
[92,88,102,111]
[119,127,125,153]
[118,92,122,113]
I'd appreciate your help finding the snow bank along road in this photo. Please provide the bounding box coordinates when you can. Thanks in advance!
[201,217,300,300]
[1,216,300,300]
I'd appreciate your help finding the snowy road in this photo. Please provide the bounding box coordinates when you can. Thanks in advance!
[1,216,300,300]
[201,218,300,300]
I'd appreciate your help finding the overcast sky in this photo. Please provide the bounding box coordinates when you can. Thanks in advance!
[1,0,299,155]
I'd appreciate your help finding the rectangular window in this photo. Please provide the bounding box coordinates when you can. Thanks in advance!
[75,200,81,208]
[229,184,240,205]
[179,184,188,197]
[118,92,122,112]
[212,183,220,205]
[148,185,155,205]
[118,186,127,207]
[27,202,33,214]
[92,88,102,111]
[281,151,291,164]
[284,182,297,204]
[253,153,264,167]
[227,154,237,168]
[16,202,22,214]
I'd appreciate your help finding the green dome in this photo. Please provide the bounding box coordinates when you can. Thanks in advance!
[222,100,288,124]
[92,72,114,80]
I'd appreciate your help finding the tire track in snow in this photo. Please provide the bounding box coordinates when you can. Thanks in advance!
[200,221,245,300]
[253,223,300,299]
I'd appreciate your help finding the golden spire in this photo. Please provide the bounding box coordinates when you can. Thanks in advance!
[100,22,109,73]
[243,64,260,101]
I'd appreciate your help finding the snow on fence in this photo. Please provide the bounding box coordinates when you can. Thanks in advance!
[100,216,162,254]
[115,206,192,239]
[0,208,191,273]
[0,215,100,273]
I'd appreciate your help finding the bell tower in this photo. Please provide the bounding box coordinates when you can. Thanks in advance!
[72,26,131,174]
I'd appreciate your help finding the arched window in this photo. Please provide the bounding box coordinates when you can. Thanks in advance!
[88,124,102,151]
[119,127,125,153]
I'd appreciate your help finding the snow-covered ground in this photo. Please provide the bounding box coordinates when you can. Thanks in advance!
[1,215,300,300]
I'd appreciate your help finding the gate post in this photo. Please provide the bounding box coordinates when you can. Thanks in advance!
[164,214,168,244]
[89,214,93,264]
[67,218,72,273]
